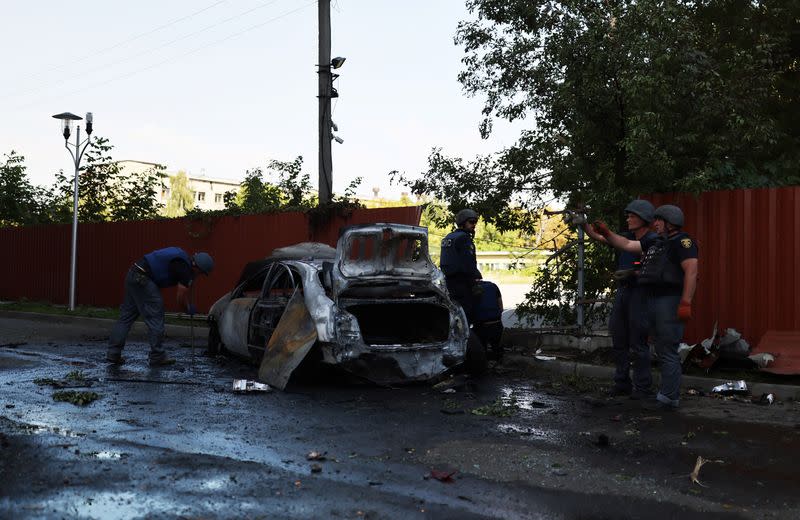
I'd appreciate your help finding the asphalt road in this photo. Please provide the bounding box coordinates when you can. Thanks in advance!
[1,316,799,519]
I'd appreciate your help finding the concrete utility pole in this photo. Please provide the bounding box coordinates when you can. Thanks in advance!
[318,0,333,204]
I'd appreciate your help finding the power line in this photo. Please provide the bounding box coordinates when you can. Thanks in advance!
[13,1,316,110]
[6,0,287,103]
[4,1,227,92]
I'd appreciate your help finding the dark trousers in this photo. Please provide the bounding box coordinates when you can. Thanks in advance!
[609,284,652,392]
[647,292,684,406]
[108,268,167,361]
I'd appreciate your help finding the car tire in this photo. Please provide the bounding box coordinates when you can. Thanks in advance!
[465,330,488,376]
[207,322,222,356]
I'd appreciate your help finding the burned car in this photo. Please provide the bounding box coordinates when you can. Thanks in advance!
[207,223,487,389]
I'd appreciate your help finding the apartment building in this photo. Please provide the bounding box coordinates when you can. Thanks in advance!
[116,160,240,212]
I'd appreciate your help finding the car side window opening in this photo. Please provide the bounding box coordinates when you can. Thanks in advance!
[234,264,273,298]
[263,265,299,299]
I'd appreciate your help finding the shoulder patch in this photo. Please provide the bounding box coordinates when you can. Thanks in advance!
[681,238,693,249]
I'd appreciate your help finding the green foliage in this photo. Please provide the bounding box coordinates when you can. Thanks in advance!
[47,137,164,223]
[0,151,47,226]
[164,171,195,217]
[399,0,800,326]
[52,390,100,406]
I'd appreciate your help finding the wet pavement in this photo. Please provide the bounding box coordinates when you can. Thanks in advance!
[1,316,799,519]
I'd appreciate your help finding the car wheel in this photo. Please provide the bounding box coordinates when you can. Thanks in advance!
[207,322,222,356]
[465,330,488,376]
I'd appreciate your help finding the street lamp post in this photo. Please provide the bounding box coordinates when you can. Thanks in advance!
[52,111,94,311]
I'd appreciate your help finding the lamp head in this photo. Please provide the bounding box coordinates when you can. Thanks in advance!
[52,112,82,140]
[331,56,346,69]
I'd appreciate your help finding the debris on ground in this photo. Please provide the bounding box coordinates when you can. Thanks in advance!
[34,372,94,389]
[441,399,466,415]
[534,349,557,361]
[425,469,457,483]
[310,463,322,473]
[748,353,775,369]
[433,374,472,393]
[232,380,271,393]
[690,456,708,487]
[471,396,519,417]
[52,390,100,406]
[757,393,775,405]
[711,380,748,396]
[596,433,610,447]
[306,451,327,461]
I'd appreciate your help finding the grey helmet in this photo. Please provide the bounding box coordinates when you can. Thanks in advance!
[192,252,214,275]
[624,199,655,223]
[654,205,684,227]
[455,208,479,226]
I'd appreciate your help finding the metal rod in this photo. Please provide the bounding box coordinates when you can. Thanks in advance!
[576,225,585,333]
[68,126,81,311]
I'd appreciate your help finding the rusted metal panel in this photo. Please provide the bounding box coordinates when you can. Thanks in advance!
[648,186,800,348]
[0,206,421,312]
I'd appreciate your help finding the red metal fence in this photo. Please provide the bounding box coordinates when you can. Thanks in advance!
[0,206,422,312]
[647,186,800,346]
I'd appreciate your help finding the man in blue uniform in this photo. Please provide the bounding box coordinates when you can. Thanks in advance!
[107,247,214,366]
[585,199,657,398]
[440,208,482,323]
[594,205,698,409]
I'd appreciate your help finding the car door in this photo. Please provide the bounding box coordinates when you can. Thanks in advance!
[218,263,274,358]
[247,263,298,360]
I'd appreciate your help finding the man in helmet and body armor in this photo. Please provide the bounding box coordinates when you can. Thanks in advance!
[585,200,658,398]
[440,209,482,323]
[107,247,214,366]
[593,205,698,409]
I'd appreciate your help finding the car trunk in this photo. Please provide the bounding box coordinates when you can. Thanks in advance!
[342,300,451,345]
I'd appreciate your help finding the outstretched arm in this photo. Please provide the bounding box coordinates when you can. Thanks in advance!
[583,223,607,243]
[593,221,643,254]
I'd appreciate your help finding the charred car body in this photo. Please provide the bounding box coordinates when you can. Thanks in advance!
[208,224,490,388]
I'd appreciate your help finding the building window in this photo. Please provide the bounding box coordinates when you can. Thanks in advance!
[161,188,170,198]
[197,192,205,202]
[215,193,223,203]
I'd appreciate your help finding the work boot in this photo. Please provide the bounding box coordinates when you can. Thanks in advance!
[148,356,176,367]
[105,353,124,365]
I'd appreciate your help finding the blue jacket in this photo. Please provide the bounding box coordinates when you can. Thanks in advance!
[144,247,192,288]
[440,229,481,281]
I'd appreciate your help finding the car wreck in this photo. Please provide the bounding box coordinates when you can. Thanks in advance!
[208,223,486,389]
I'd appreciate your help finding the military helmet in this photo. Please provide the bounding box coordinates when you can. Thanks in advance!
[654,205,684,227]
[455,208,479,226]
[624,199,655,223]
[192,252,214,275]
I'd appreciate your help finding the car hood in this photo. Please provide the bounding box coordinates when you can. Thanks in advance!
[335,223,437,283]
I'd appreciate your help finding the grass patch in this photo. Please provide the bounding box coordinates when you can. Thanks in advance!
[0,300,202,326]
[471,396,520,417]
[52,391,100,406]
[65,370,87,382]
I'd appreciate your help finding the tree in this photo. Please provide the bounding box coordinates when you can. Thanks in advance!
[109,164,164,221]
[49,137,165,223]
[224,168,283,213]
[164,171,195,217]
[399,0,800,325]
[0,151,39,226]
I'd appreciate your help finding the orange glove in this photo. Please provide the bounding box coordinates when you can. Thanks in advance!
[677,300,692,321]
[592,220,611,237]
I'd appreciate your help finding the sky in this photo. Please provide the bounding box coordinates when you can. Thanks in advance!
[1,0,526,199]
